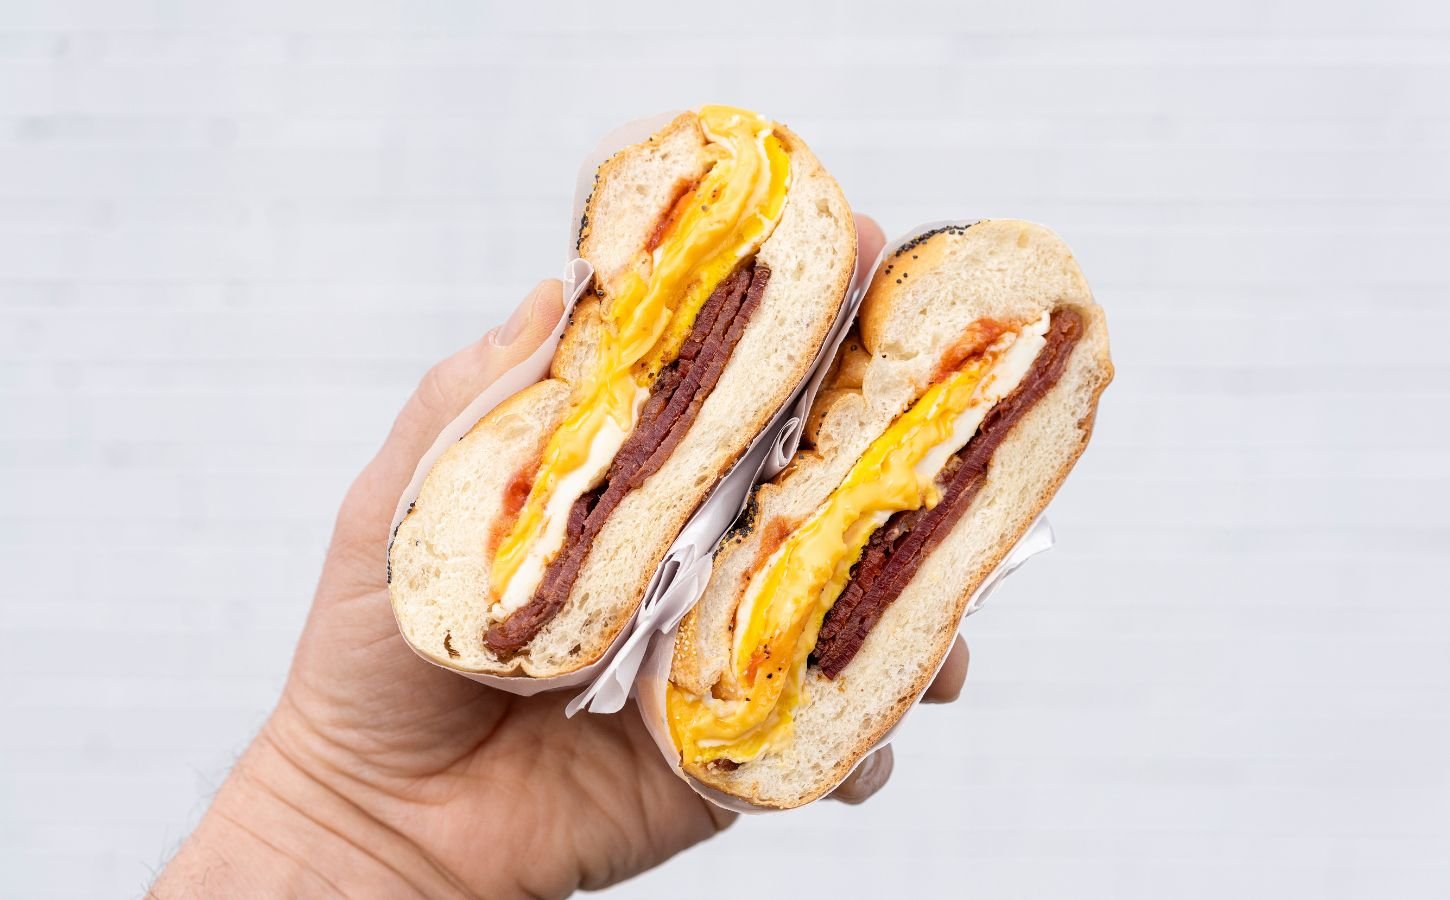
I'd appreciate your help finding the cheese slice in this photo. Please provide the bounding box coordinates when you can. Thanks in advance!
[668,313,1051,765]
[488,106,792,616]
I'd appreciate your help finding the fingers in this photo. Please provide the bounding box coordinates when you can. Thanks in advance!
[829,745,894,805]
[379,278,563,481]
[921,635,970,704]
[854,214,887,279]
[488,278,568,361]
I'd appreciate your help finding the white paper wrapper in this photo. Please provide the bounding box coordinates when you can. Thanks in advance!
[632,220,1062,811]
[388,111,862,696]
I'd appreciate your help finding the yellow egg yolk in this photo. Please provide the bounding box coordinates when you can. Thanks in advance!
[665,327,1040,766]
[489,106,791,608]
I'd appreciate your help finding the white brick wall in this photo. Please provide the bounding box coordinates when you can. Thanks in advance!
[2,2,1448,897]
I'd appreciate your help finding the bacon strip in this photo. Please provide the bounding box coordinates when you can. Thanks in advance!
[811,307,1084,678]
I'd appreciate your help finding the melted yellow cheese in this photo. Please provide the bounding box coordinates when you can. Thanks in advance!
[667,316,1051,765]
[489,106,791,609]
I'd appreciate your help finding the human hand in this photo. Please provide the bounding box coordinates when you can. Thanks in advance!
[152,214,975,898]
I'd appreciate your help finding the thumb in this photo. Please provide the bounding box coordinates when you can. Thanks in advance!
[334,279,566,559]
[390,278,565,470]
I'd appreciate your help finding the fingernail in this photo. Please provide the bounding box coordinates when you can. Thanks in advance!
[497,288,542,346]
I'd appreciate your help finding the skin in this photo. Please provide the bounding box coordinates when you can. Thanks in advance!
[151,215,972,899]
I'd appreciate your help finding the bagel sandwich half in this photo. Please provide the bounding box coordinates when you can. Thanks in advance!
[389,106,856,679]
[664,220,1112,807]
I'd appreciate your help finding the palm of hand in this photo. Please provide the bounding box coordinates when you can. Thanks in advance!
[269,349,727,898]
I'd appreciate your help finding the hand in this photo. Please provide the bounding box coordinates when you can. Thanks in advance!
[151,214,975,898]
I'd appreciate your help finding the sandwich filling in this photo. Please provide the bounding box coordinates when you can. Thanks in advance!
[483,106,791,655]
[667,307,1084,766]
[485,264,770,655]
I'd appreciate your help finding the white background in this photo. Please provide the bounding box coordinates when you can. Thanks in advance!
[3,2,1448,897]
